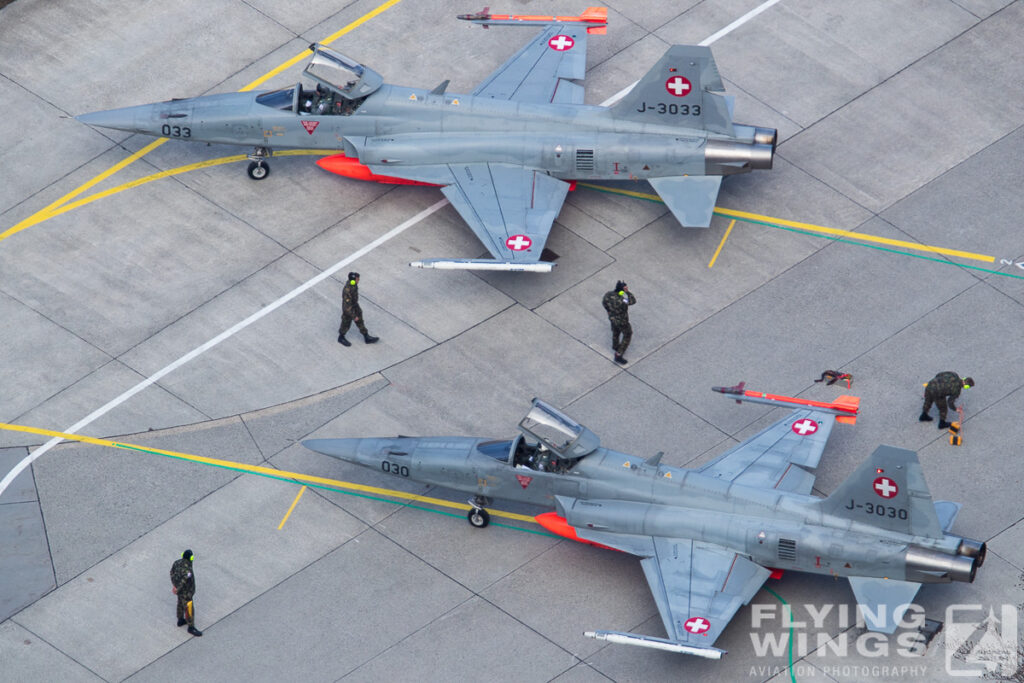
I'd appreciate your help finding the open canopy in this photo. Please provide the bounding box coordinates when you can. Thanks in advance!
[304,43,383,101]
[519,399,600,459]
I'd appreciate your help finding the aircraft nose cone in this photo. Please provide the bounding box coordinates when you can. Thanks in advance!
[302,438,362,461]
[75,107,141,133]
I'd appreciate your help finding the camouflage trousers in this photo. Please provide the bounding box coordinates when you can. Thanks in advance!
[338,313,368,337]
[610,320,632,355]
[922,393,957,422]
[176,591,195,627]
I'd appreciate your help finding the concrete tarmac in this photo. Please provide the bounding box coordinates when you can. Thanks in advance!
[2,0,1023,681]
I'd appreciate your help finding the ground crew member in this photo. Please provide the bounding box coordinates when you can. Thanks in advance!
[170,549,202,636]
[602,280,636,365]
[920,372,974,429]
[337,272,379,346]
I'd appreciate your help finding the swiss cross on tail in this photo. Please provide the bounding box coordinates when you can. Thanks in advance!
[608,44,734,136]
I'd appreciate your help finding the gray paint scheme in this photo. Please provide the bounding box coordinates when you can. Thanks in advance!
[75,15,775,271]
[303,389,985,658]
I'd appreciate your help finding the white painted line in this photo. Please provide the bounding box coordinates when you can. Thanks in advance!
[600,0,783,107]
[0,199,449,498]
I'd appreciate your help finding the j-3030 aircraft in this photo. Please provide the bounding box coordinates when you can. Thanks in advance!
[304,384,985,659]
[76,8,776,272]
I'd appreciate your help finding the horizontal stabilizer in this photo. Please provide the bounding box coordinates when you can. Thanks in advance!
[409,258,555,272]
[649,176,722,228]
[848,577,922,634]
[585,630,725,658]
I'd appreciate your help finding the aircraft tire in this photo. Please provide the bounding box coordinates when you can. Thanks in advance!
[467,507,490,528]
[247,161,270,180]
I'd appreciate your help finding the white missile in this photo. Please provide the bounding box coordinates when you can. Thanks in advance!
[409,259,555,273]
[584,630,725,658]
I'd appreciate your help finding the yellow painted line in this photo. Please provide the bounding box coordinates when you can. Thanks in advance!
[0,421,536,523]
[242,0,405,91]
[713,206,995,263]
[3,0,404,243]
[29,150,333,224]
[278,486,307,529]
[575,182,995,264]
[707,218,736,268]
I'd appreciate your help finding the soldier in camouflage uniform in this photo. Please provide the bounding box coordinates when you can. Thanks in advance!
[602,280,636,365]
[170,549,202,636]
[920,372,974,429]
[337,272,379,347]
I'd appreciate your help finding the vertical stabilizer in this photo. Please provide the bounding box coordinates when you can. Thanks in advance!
[822,445,944,539]
[610,45,733,135]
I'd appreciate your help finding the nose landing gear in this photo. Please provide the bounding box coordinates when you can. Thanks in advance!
[467,495,492,528]
[247,146,272,180]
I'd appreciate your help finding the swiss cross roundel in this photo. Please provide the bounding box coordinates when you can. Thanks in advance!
[506,234,532,251]
[873,476,899,499]
[665,75,692,97]
[791,419,818,436]
[684,616,711,634]
[548,35,575,51]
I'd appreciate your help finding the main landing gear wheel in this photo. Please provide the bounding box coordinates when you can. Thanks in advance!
[467,507,490,528]
[247,161,269,180]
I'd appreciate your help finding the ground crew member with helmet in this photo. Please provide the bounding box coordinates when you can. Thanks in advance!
[602,280,636,365]
[170,548,203,636]
[920,372,974,430]
[337,272,379,347]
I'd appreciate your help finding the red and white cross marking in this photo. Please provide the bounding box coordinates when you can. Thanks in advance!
[791,418,818,435]
[684,616,711,635]
[873,476,899,499]
[505,234,532,251]
[665,75,692,97]
[548,34,575,51]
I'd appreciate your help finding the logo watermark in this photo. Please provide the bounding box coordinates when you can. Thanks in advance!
[945,604,1018,678]
[747,602,1020,679]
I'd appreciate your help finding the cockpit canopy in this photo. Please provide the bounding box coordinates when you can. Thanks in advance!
[519,399,600,459]
[304,43,383,101]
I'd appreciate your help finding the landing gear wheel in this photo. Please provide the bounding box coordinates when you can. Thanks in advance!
[468,507,490,528]
[247,161,269,180]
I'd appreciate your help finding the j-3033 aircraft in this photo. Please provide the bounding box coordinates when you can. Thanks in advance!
[304,384,985,659]
[76,8,776,272]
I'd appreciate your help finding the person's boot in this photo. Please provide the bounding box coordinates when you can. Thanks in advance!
[188,626,203,637]
[177,618,187,627]
[918,412,933,422]
[363,332,379,344]
[938,420,951,430]
[614,353,627,365]
[337,334,351,347]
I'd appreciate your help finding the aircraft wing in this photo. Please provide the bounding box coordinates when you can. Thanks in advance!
[383,162,569,270]
[580,530,770,656]
[696,408,840,495]
[471,23,592,104]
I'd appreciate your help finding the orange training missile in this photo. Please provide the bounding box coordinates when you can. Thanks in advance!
[712,381,860,421]
[458,7,608,33]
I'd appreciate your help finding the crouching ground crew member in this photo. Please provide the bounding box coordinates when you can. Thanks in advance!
[337,272,379,347]
[920,372,974,430]
[170,549,203,636]
[602,280,636,365]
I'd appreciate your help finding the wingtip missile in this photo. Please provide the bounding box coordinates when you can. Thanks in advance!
[410,259,555,272]
[585,631,725,658]
[458,6,608,31]
[712,382,860,418]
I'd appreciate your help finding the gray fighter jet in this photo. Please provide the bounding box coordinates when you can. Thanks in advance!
[76,8,776,272]
[303,384,985,658]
